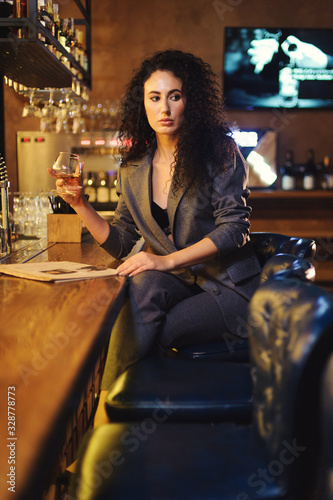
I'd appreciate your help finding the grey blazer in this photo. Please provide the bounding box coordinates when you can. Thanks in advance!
[101,147,262,334]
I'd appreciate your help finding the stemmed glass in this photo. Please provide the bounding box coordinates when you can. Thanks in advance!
[50,152,83,195]
[22,90,42,118]
[40,90,58,132]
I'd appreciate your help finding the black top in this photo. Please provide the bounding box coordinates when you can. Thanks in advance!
[151,201,171,236]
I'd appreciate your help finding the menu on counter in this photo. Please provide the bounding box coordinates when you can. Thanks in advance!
[0,261,118,283]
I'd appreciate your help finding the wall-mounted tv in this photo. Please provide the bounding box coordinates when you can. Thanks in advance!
[223,27,333,109]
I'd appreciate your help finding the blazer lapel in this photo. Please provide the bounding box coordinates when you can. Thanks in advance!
[167,178,188,237]
[127,155,176,253]
[127,156,153,224]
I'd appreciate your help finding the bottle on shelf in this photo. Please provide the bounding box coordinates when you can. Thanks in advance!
[13,0,28,18]
[75,28,84,65]
[0,0,91,101]
[46,0,54,35]
[83,172,97,203]
[52,3,60,40]
[96,171,110,203]
[281,149,296,191]
[108,170,118,203]
[303,149,317,190]
[58,18,67,49]
[65,17,74,54]
[13,0,29,38]
[37,0,52,48]
[321,156,333,190]
[38,0,53,31]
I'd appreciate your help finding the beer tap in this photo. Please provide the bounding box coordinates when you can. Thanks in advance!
[0,154,12,255]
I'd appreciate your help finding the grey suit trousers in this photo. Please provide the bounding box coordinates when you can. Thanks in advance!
[100,270,248,390]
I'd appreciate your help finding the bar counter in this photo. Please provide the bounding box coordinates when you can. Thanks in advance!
[249,189,333,238]
[0,235,126,500]
[249,189,333,291]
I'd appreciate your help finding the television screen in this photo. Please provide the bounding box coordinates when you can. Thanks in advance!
[223,27,333,109]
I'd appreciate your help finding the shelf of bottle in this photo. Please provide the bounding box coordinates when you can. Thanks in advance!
[0,19,90,91]
[250,189,333,199]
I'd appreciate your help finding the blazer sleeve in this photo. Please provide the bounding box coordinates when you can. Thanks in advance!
[99,169,142,259]
[205,148,252,258]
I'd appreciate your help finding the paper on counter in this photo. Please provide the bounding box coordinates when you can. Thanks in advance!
[0,261,118,283]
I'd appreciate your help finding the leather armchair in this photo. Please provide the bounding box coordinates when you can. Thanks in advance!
[70,276,333,500]
[250,231,316,265]
[176,232,316,360]
[103,234,315,425]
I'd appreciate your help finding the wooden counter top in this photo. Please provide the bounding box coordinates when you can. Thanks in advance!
[249,189,333,291]
[250,189,333,199]
[0,236,126,500]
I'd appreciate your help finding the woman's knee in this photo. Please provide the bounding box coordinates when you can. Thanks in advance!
[129,271,193,310]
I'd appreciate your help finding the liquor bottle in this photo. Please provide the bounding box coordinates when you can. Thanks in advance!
[281,150,296,191]
[303,149,317,190]
[38,0,51,47]
[58,18,67,49]
[108,170,118,203]
[96,171,110,203]
[76,28,84,60]
[83,172,97,203]
[65,17,74,54]
[13,0,28,17]
[39,0,53,30]
[13,0,29,38]
[46,0,54,35]
[53,3,60,40]
[69,17,76,58]
[322,156,333,190]
[75,28,83,64]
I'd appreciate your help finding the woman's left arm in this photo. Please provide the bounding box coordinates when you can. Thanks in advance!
[116,237,218,277]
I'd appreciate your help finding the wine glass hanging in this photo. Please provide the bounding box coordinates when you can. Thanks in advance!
[20,88,120,134]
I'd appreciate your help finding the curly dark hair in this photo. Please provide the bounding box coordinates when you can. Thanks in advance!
[118,49,236,189]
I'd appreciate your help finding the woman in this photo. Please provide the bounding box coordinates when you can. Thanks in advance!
[50,49,261,427]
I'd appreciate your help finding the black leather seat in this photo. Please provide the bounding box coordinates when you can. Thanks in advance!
[105,356,253,423]
[176,231,316,360]
[70,277,333,500]
[250,231,316,264]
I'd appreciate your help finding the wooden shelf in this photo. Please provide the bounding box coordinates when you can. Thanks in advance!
[0,0,91,91]
[251,219,331,239]
[251,189,333,198]
[0,37,84,89]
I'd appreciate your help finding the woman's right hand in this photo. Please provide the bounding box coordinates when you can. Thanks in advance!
[48,163,110,245]
[48,165,85,208]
